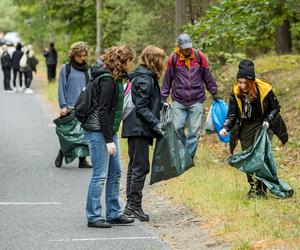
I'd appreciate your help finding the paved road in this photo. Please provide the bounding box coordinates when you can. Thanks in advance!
[0,71,169,250]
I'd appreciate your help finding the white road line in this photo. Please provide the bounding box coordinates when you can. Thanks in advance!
[50,236,159,242]
[0,202,61,205]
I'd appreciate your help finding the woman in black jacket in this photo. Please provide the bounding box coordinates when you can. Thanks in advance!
[82,44,135,228]
[220,59,288,198]
[122,45,166,221]
[11,42,24,91]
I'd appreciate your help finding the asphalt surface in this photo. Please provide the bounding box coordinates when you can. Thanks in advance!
[0,70,169,250]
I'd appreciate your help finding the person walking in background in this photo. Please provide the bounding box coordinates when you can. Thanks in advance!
[12,42,24,91]
[55,41,91,168]
[82,44,135,228]
[161,33,218,158]
[1,45,13,93]
[22,45,39,94]
[122,45,165,222]
[219,59,288,198]
[43,42,58,83]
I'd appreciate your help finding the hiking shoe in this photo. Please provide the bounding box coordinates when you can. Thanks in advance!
[87,219,111,228]
[124,205,149,222]
[78,157,92,168]
[107,214,135,225]
[55,150,64,168]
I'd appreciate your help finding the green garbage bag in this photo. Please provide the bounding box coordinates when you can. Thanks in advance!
[228,128,294,198]
[53,111,90,164]
[150,106,194,185]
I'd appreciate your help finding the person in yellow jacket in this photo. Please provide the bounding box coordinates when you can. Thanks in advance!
[220,59,288,198]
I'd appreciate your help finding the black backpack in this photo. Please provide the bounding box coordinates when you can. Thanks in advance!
[74,72,111,123]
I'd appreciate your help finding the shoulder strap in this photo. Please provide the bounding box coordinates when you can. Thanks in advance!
[194,50,202,66]
[65,63,71,81]
[171,53,177,68]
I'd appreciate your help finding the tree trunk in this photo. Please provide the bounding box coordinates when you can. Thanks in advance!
[275,18,292,55]
[95,0,103,60]
[175,0,187,38]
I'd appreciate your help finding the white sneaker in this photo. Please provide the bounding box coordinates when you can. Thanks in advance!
[12,87,17,92]
[24,88,34,94]
[17,87,23,92]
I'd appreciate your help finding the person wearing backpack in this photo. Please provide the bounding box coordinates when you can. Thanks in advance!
[23,45,39,94]
[219,59,288,198]
[122,45,165,222]
[81,44,135,228]
[1,45,13,93]
[161,33,219,158]
[55,41,91,168]
[11,42,24,91]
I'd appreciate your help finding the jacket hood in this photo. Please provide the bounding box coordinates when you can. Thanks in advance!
[90,60,111,80]
[130,65,155,80]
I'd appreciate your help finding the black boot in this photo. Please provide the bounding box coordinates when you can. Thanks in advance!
[124,204,149,222]
[78,157,92,168]
[55,150,64,168]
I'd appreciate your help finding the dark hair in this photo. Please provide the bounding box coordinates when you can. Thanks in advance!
[49,42,55,48]
[16,43,22,50]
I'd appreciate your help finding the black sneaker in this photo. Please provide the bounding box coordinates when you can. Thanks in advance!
[78,157,92,168]
[107,214,135,225]
[124,205,149,222]
[87,219,111,228]
[55,150,64,168]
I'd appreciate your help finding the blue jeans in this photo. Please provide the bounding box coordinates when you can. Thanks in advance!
[172,101,203,158]
[84,131,122,222]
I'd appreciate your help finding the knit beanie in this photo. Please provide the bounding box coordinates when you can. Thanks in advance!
[237,59,255,80]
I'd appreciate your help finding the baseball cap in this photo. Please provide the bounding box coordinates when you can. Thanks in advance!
[177,33,193,49]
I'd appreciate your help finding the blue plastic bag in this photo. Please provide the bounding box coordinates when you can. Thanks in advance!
[212,99,230,143]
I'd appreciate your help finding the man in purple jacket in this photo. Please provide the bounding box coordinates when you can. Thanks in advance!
[161,33,218,158]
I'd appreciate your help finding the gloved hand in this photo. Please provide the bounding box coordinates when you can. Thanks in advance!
[106,142,117,156]
[153,123,165,136]
[219,128,228,137]
[212,94,221,101]
[262,121,269,129]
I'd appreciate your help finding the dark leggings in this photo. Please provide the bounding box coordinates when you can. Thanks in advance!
[13,69,24,88]
[126,137,151,208]
[239,120,269,191]
[25,71,33,88]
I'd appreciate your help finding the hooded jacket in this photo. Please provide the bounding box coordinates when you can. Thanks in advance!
[121,66,163,138]
[81,65,118,143]
[222,78,288,153]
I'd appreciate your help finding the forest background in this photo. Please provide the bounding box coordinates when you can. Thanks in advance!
[1,0,299,249]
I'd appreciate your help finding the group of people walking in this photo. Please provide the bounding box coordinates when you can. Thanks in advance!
[55,33,287,228]
[0,43,39,94]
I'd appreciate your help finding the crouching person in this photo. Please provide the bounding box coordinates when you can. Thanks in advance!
[220,59,288,198]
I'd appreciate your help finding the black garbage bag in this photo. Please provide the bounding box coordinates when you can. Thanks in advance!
[228,128,293,198]
[53,111,90,164]
[150,106,194,185]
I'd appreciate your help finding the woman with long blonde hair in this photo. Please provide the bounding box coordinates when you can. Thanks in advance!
[122,45,166,221]
[82,44,135,228]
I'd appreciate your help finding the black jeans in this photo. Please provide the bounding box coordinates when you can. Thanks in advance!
[13,69,24,88]
[25,71,33,88]
[2,68,11,90]
[126,137,151,208]
[47,64,56,83]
